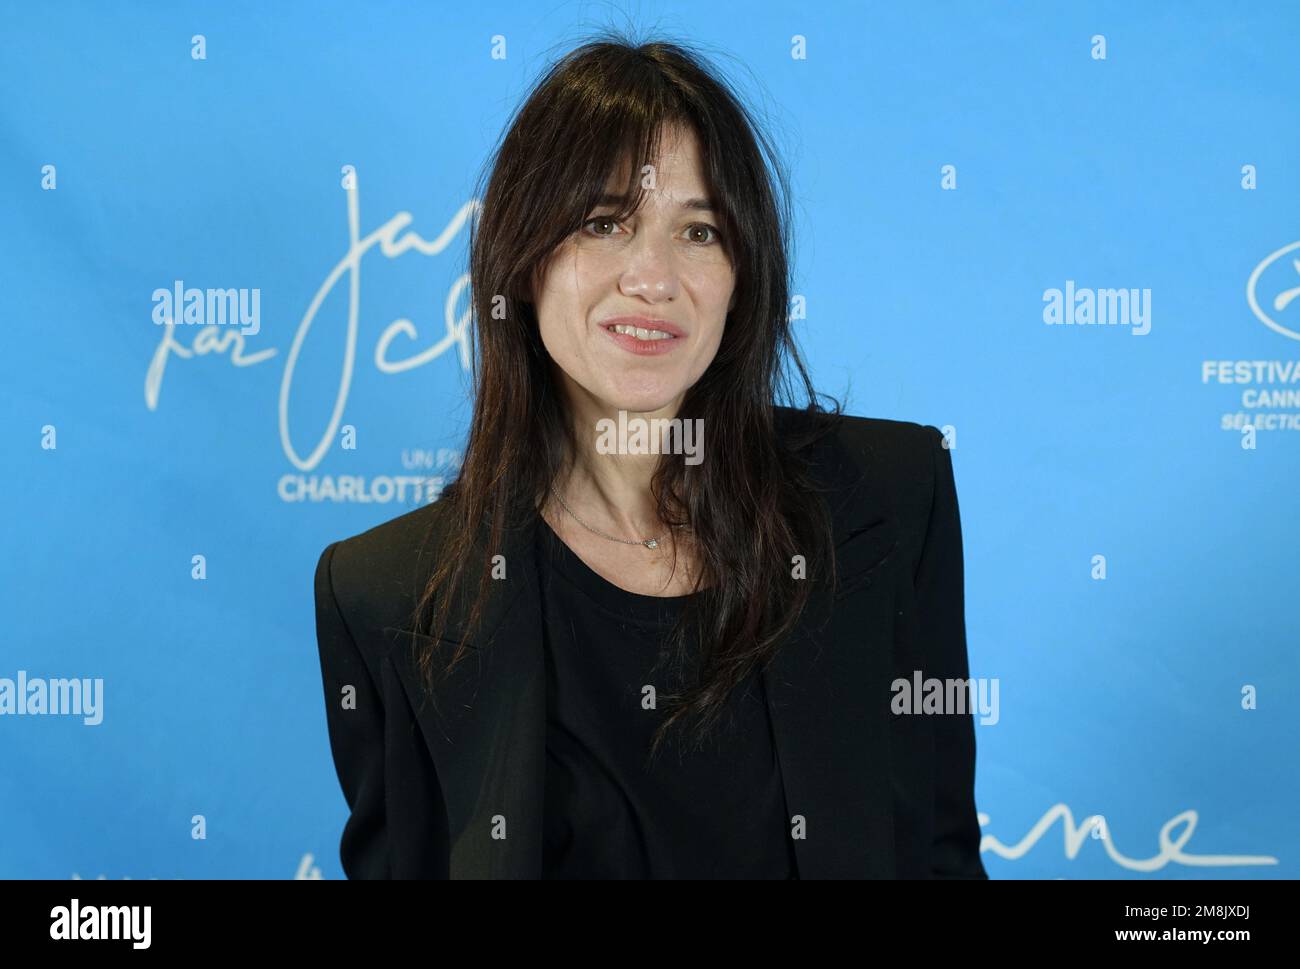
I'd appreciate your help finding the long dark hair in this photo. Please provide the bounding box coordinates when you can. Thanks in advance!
[412,28,844,761]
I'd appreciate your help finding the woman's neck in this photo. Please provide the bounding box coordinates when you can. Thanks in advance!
[554,391,684,539]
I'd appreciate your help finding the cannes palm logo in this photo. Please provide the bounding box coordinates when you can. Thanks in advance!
[1246,240,1300,341]
[1201,241,1300,436]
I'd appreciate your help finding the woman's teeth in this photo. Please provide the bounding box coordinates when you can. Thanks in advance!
[609,324,674,341]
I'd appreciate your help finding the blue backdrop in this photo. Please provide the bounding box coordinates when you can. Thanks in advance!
[2,0,1296,879]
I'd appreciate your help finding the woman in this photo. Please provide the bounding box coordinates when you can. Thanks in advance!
[313,33,986,880]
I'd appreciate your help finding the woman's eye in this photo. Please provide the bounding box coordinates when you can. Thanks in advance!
[581,217,723,245]
[686,223,722,245]
[583,216,621,236]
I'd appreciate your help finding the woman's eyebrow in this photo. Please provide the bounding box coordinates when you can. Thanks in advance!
[594,192,716,212]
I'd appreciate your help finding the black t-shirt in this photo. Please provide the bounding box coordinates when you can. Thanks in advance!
[534,517,798,879]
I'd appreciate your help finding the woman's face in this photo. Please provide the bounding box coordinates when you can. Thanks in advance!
[532,124,735,418]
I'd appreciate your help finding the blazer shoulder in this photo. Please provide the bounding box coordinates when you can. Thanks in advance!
[825,414,949,551]
[832,413,942,474]
[315,499,453,654]
[774,405,938,478]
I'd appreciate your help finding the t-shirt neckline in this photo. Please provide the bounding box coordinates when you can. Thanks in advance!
[535,516,696,628]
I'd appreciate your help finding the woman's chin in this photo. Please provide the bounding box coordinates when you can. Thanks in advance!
[597,389,685,417]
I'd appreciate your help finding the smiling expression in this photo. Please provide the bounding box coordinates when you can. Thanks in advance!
[532,123,736,416]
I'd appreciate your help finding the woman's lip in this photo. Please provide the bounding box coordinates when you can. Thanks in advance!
[601,324,684,356]
[598,317,687,339]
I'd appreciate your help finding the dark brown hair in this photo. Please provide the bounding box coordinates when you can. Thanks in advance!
[412,28,844,762]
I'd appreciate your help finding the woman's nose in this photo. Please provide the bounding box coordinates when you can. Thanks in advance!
[618,235,680,302]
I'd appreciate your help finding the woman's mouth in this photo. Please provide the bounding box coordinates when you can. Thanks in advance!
[608,323,675,341]
[600,319,685,356]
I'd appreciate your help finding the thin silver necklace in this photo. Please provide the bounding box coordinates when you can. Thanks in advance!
[549,483,683,550]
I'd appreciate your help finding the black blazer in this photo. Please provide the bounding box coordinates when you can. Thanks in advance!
[313,408,988,879]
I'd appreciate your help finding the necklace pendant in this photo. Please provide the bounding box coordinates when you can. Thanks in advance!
[644,539,658,549]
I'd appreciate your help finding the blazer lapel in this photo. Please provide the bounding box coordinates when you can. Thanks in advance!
[388,513,546,879]
[761,511,902,878]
